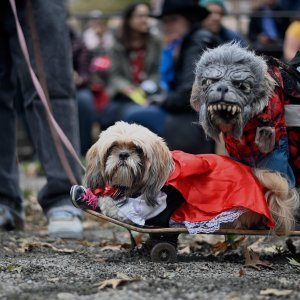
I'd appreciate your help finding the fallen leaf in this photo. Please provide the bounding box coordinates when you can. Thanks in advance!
[101,245,123,251]
[213,241,229,253]
[287,258,300,268]
[162,272,176,279]
[243,247,273,270]
[80,240,98,247]
[260,288,293,296]
[213,236,246,254]
[47,277,60,282]
[41,243,74,253]
[239,267,245,277]
[95,273,141,290]
[7,265,22,273]
[17,239,74,254]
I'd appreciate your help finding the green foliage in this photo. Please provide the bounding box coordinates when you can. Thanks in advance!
[68,0,150,14]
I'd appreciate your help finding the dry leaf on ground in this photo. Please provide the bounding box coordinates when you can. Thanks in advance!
[260,288,293,296]
[17,239,74,254]
[243,247,273,270]
[95,273,141,290]
[213,236,246,255]
[287,258,300,268]
[7,265,22,273]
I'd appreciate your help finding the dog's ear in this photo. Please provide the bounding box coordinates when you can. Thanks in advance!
[143,138,175,206]
[83,142,105,191]
[190,79,201,112]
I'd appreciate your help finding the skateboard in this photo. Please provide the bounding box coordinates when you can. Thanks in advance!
[85,208,300,263]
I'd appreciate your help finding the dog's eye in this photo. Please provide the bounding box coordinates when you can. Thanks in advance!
[234,81,251,94]
[135,146,144,156]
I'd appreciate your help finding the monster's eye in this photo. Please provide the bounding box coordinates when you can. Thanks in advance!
[201,78,214,87]
[234,81,252,94]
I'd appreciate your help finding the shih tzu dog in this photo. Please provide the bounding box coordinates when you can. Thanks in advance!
[78,121,299,234]
[83,121,174,207]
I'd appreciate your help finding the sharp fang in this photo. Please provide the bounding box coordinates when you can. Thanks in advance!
[232,106,237,114]
[227,106,231,112]
[222,105,226,110]
[213,105,217,111]
[218,104,221,110]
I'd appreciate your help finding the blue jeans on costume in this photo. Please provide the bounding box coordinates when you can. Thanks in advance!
[257,138,296,188]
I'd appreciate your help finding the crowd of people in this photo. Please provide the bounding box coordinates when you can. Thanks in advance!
[70,0,299,157]
[0,0,299,237]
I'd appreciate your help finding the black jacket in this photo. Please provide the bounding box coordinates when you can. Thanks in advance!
[160,27,219,113]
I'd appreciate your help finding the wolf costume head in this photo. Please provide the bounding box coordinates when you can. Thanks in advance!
[190,43,276,141]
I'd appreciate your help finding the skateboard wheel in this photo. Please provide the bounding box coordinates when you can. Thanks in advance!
[150,242,177,263]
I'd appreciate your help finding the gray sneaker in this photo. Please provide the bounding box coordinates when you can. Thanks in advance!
[47,209,83,239]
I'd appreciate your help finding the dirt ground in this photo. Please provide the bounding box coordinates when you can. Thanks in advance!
[0,171,300,300]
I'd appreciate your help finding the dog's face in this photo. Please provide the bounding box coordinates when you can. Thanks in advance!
[104,141,146,189]
[191,43,275,140]
[84,121,174,206]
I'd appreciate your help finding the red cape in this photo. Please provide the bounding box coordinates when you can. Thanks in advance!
[167,151,274,227]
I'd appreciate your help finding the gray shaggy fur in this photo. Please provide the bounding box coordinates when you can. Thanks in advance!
[191,43,276,140]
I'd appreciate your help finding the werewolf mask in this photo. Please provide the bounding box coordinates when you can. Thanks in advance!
[191,43,276,141]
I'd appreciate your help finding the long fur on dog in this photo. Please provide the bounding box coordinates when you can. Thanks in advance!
[84,121,298,233]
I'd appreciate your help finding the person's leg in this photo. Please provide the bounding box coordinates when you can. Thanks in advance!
[76,88,95,156]
[0,2,24,230]
[9,0,83,237]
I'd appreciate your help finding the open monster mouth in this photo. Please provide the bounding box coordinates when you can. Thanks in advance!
[207,102,242,133]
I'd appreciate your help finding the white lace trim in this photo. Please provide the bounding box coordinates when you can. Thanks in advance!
[169,207,248,234]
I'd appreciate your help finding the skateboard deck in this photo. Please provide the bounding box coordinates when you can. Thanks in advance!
[85,209,300,236]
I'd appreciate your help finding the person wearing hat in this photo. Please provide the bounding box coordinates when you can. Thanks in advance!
[199,0,247,46]
[123,0,217,154]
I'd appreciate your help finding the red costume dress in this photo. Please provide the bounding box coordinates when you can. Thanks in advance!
[166,151,274,233]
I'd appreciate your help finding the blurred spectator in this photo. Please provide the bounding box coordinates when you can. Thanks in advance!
[82,11,114,56]
[248,0,289,57]
[96,2,162,129]
[69,29,95,156]
[199,0,247,46]
[283,20,300,62]
[124,0,217,154]
[0,1,82,237]
[279,0,300,11]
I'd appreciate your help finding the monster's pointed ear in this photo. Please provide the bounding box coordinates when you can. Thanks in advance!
[190,79,201,112]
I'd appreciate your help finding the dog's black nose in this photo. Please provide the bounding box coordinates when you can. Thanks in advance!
[119,151,130,160]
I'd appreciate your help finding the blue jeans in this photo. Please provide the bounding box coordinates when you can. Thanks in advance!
[123,105,167,136]
[257,138,296,187]
[0,0,82,220]
[77,88,95,156]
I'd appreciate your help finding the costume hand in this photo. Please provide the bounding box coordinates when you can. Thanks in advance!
[255,126,275,153]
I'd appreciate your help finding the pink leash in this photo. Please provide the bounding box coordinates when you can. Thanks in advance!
[9,0,85,172]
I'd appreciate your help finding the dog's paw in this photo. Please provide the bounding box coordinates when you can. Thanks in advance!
[98,196,119,219]
[255,126,275,154]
